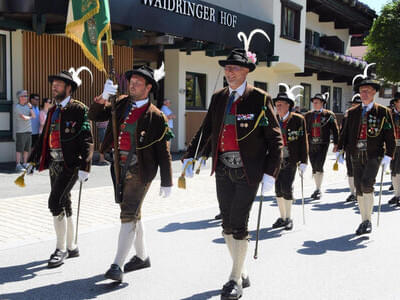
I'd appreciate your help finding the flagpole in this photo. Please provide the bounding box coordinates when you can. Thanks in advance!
[106,15,122,203]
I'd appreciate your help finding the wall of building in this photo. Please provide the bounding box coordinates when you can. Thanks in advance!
[306,12,351,54]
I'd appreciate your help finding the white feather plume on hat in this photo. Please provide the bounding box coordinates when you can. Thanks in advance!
[352,63,375,87]
[323,92,329,102]
[154,62,165,82]
[68,66,93,87]
[237,29,271,63]
[279,83,304,101]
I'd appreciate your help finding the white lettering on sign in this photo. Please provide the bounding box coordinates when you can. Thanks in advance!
[142,0,237,27]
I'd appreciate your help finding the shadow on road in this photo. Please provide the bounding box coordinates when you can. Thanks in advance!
[311,200,357,211]
[212,227,283,244]
[158,218,221,232]
[0,274,128,300]
[0,260,48,285]
[180,289,221,300]
[325,187,350,194]
[297,234,369,255]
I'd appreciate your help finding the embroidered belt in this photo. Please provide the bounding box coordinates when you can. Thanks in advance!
[282,146,289,158]
[356,140,367,151]
[49,149,64,162]
[219,151,243,168]
[311,137,322,144]
[396,139,400,147]
[119,150,138,167]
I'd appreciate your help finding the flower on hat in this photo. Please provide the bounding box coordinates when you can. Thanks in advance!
[247,51,257,64]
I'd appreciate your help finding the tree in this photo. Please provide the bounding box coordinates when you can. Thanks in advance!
[364,0,400,83]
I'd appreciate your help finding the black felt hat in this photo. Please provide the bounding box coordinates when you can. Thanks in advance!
[48,70,78,91]
[352,63,381,92]
[311,93,328,103]
[273,93,295,108]
[390,92,400,106]
[125,65,159,92]
[218,48,256,72]
[350,94,362,104]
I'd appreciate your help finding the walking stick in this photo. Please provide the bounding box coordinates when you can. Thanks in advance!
[377,166,384,227]
[254,190,264,259]
[75,182,83,244]
[300,170,305,225]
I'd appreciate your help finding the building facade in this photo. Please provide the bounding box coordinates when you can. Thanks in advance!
[0,0,377,161]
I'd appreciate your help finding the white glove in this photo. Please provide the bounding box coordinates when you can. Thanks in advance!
[78,170,89,183]
[298,163,307,176]
[182,158,194,178]
[102,79,118,100]
[159,186,171,198]
[261,174,275,196]
[336,152,345,164]
[26,163,34,176]
[381,155,392,171]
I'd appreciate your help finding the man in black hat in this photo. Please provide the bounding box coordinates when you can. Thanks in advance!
[272,85,308,230]
[88,64,173,282]
[341,94,362,202]
[388,92,400,205]
[183,48,282,300]
[28,68,94,268]
[305,93,339,199]
[338,65,395,235]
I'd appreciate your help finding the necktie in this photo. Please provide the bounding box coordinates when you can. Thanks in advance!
[225,91,236,115]
[279,118,284,129]
[51,104,62,123]
[362,106,367,118]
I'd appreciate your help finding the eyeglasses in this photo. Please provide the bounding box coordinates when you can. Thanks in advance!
[21,95,28,98]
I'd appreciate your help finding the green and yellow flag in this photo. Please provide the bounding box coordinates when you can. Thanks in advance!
[65,0,110,73]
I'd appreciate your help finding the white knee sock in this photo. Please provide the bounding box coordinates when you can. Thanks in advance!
[53,214,67,251]
[66,216,77,251]
[357,195,366,221]
[134,220,147,260]
[276,197,286,219]
[223,233,247,279]
[229,239,248,286]
[284,199,293,219]
[113,222,136,268]
[348,177,355,195]
[363,193,374,221]
[315,172,323,190]
[395,175,400,197]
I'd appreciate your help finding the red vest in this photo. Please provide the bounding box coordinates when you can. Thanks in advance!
[218,100,240,152]
[311,113,321,138]
[49,117,61,149]
[118,104,147,152]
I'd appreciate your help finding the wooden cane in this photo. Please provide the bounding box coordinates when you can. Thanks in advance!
[75,182,83,244]
[254,191,264,259]
[377,166,384,227]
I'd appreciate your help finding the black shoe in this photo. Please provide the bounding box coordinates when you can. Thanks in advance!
[242,275,250,289]
[345,194,357,203]
[221,280,242,300]
[272,218,286,229]
[105,264,123,282]
[48,249,67,268]
[355,220,372,236]
[215,213,222,220]
[67,247,80,258]
[124,256,151,273]
[311,190,321,199]
[388,196,399,205]
[284,218,293,231]
[389,184,394,191]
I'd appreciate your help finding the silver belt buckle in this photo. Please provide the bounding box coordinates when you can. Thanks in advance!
[119,152,138,167]
[356,140,367,150]
[219,151,243,168]
[311,137,322,144]
[50,149,63,161]
[282,146,289,158]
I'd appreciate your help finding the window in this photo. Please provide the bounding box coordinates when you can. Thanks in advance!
[185,72,206,110]
[313,32,320,47]
[281,0,302,41]
[254,81,268,92]
[301,83,311,110]
[383,87,393,98]
[0,34,6,99]
[333,87,342,113]
[305,29,313,46]
[321,85,331,110]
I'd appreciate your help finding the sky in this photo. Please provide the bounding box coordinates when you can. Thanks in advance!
[359,0,392,14]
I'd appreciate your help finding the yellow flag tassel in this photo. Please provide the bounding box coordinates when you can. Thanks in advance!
[178,160,196,189]
[195,157,206,174]
[333,162,339,171]
[14,171,27,187]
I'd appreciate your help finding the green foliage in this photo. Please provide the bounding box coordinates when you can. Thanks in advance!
[365,1,400,83]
